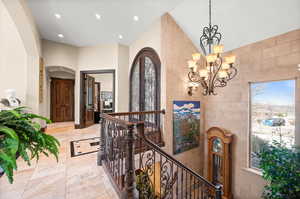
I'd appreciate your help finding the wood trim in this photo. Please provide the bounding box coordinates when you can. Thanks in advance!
[41,127,47,132]
[206,127,233,199]
[79,70,116,128]
[108,109,165,116]
[50,78,75,122]
[74,124,82,129]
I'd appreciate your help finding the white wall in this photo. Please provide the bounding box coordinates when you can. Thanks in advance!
[118,45,130,112]
[129,19,161,66]
[0,0,41,119]
[170,0,300,52]
[0,0,27,103]
[41,40,130,124]
[91,73,113,92]
[42,39,78,71]
[129,18,165,110]
[75,44,119,124]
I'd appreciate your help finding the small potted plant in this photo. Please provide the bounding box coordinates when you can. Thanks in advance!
[0,107,60,183]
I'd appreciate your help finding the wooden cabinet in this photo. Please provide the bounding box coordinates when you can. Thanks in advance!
[207,127,233,199]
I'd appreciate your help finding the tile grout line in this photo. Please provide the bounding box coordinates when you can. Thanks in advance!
[20,161,38,199]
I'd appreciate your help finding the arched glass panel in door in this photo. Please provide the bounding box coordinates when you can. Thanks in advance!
[144,57,156,111]
[131,61,140,112]
[130,48,161,122]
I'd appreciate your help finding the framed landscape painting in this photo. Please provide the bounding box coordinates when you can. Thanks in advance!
[173,101,200,154]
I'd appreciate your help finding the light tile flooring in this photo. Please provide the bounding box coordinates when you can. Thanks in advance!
[0,122,118,199]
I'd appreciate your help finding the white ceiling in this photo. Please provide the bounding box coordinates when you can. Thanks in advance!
[27,0,184,46]
[27,0,300,51]
[170,0,300,52]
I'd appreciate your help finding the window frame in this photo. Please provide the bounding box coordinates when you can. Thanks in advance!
[129,47,161,112]
[248,78,297,170]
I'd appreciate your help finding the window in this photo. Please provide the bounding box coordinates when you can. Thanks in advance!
[130,48,161,113]
[249,79,296,169]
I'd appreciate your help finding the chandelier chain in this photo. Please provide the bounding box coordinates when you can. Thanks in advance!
[209,0,211,26]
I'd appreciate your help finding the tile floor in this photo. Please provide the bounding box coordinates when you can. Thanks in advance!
[0,122,118,199]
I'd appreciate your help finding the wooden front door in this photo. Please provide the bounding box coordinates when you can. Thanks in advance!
[51,78,74,122]
[84,75,95,127]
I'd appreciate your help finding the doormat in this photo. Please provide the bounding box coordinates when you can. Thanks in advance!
[70,137,100,157]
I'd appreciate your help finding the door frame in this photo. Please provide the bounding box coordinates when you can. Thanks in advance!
[50,77,75,122]
[129,47,161,112]
[79,69,116,128]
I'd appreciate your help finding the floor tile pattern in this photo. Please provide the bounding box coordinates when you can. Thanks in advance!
[70,137,100,157]
[0,122,118,199]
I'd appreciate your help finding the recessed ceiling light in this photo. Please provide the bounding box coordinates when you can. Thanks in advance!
[298,64,300,68]
[133,16,139,21]
[58,34,64,38]
[54,13,61,19]
[118,34,123,39]
[95,13,101,20]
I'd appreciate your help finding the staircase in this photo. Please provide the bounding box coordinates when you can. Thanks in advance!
[97,110,222,199]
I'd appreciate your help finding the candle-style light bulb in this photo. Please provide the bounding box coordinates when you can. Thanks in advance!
[206,54,217,63]
[199,69,209,78]
[192,53,201,61]
[225,55,236,64]
[218,70,228,78]
[213,44,224,54]
[188,60,196,69]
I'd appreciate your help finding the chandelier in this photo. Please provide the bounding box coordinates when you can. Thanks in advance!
[187,0,237,96]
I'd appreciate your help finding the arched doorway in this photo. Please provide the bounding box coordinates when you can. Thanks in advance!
[129,47,161,112]
[46,66,75,122]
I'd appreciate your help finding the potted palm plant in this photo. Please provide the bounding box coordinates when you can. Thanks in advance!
[0,107,60,183]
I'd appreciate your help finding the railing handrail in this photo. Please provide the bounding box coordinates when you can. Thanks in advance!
[100,113,135,128]
[136,122,218,189]
[108,109,165,116]
[100,110,222,198]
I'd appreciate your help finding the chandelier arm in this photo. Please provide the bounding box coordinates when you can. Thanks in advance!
[210,57,223,91]
[200,79,208,91]
[200,28,210,55]
[227,66,238,81]
[210,25,218,38]
[200,36,208,55]
[188,71,201,82]
[214,79,227,88]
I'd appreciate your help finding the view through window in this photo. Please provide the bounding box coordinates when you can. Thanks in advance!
[250,79,295,169]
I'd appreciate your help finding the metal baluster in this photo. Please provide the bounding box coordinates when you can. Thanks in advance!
[171,161,174,197]
[176,165,179,198]
[185,170,188,199]
[98,118,105,166]
[215,184,222,199]
[153,150,156,197]
[160,154,162,199]
[124,125,138,199]
[190,175,192,199]
[181,168,183,199]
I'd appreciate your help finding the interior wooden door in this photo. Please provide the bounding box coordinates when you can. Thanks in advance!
[84,75,95,127]
[51,78,74,122]
[94,82,101,112]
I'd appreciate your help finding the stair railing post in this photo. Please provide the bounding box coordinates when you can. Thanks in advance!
[124,124,139,199]
[215,184,222,199]
[97,117,105,166]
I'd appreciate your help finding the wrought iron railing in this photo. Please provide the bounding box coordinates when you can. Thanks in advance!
[98,110,222,199]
